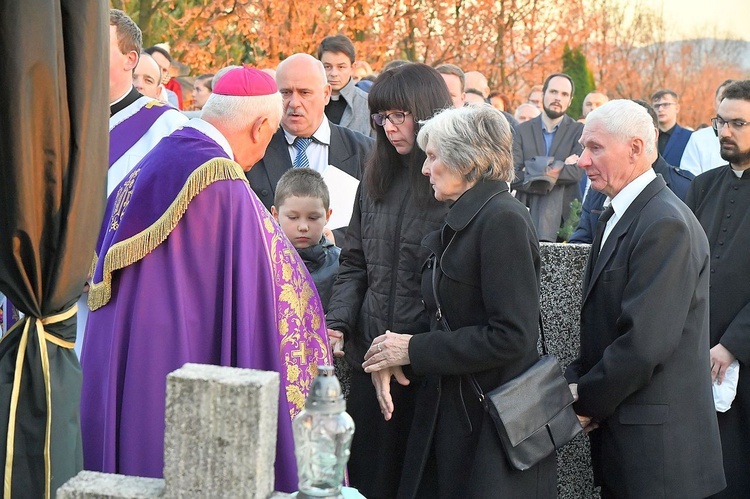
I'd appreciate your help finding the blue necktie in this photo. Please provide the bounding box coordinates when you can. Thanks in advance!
[293,137,313,168]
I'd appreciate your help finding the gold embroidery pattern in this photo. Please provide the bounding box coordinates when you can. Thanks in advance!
[88,158,246,311]
[258,199,330,420]
[109,167,141,232]
[144,99,165,109]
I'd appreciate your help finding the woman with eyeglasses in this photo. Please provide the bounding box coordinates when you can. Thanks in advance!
[326,63,453,499]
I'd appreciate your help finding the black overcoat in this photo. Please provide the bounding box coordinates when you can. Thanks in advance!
[400,180,557,499]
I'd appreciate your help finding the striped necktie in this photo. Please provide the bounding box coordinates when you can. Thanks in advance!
[293,137,313,168]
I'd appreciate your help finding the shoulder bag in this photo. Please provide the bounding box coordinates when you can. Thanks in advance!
[431,255,582,471]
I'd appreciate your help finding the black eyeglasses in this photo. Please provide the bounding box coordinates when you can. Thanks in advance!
[712,116,750,133]
[371,111,410,127]
[652,102,675,110]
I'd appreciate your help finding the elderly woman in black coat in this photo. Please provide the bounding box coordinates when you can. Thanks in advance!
[362,105,557,498]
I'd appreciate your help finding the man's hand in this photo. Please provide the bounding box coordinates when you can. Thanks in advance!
[323,227,335,245]
[371,366,410,421]
[564,154,580,166]
[710,343,736,384]
[327,329,345,358]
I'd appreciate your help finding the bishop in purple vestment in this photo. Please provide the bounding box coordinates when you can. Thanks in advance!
[80,68,331,492]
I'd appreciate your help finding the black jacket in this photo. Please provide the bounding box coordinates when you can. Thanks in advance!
[399,180,556,498]
[297,237,340,313]
[326,167,448,369]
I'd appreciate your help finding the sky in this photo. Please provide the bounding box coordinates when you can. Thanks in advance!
[651,0,750,41]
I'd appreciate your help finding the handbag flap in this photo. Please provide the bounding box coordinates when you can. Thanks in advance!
[485,356,574,447]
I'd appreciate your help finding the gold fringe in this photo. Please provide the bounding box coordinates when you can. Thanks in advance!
[88,158,247,311]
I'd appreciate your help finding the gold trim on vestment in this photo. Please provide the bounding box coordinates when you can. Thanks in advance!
[3,303,78,499]
[88,158,247,311]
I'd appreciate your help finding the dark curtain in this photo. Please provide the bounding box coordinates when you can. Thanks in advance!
[0,1,108,497]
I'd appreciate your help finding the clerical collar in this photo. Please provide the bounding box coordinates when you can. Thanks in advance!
[730,167,746,178]
[184,119,234,159]
[283,118,331,146]
[110,88,133,107]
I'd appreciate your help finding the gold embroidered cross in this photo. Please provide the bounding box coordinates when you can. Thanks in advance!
[145,100,165,109]
[291,343,310,365]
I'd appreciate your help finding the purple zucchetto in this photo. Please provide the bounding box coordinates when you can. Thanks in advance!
[212,66,277,96]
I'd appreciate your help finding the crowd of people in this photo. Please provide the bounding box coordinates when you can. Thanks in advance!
[1,7,748,499]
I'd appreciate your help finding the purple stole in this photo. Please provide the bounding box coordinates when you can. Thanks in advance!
[89,125,331,423]
[109,99,174,167]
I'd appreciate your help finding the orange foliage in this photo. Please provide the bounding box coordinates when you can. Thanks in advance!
[117,0,747,127]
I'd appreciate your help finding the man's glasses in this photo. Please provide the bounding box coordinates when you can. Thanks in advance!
[371,111,410,127]
[712,116,750,133]
[652,102,676,110]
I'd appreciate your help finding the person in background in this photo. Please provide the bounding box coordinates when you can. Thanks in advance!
[651,89,692,166]
[325,63,452,499]
[514,102,541,124]
[272,168,339,312]
[132,52,164,100]
[680,79,736,176]
[528,84,543,110]
[362,104,556,497]
[192,73,214,110]
[145,45,182,109]
[685,79,750,497]
[318,34,373,137]
[581,90,609,120]
[489,91,511,114]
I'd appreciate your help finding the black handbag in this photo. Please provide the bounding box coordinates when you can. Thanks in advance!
[430,256,582,472]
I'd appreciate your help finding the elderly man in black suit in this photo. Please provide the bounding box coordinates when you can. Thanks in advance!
[512,73,584,241]
[565,99,725,498]
[246,53,373,239]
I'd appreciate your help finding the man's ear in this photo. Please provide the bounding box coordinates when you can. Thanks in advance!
[126,50,139,72]
[631,137,644,160]
[271,205,279,220]
[250,116,270,143]
[325,208,332,223]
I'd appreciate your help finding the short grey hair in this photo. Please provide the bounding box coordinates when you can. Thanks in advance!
[417,104,514,183]
[201,93,283,133]
[585,99,657,158]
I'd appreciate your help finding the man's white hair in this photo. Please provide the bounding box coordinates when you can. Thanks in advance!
[585,99,657,158]
[201,92,283,132]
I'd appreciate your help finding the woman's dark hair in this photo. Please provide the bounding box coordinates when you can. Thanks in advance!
[366,63,453,204]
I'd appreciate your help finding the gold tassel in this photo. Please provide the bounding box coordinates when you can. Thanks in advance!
[88,158,246,310]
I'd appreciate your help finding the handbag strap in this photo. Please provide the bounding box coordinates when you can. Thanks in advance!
[429,253,549,405]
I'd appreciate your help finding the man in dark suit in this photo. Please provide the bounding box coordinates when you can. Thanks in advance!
[512,73,584,241]
[246,53,373,240]
[652,89,692,166]
[565,100,725,498]
[686,80,750,498]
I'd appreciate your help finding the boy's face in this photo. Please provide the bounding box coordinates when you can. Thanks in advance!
[272,196,331,249]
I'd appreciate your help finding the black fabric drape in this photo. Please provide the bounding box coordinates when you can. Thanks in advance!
[0,1,108,497]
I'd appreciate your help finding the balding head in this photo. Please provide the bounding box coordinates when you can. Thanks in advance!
[276,53,331,137]
[465,71,489,98]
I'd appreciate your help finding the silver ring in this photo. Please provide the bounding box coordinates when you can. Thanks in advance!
[377,343,383,353]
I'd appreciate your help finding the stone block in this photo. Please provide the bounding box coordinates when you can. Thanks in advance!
[162,363,280,499]
[540,242,595,497]
[56,470,165,498]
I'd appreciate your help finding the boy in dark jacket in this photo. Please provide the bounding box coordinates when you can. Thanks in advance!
[272,168,340,311]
